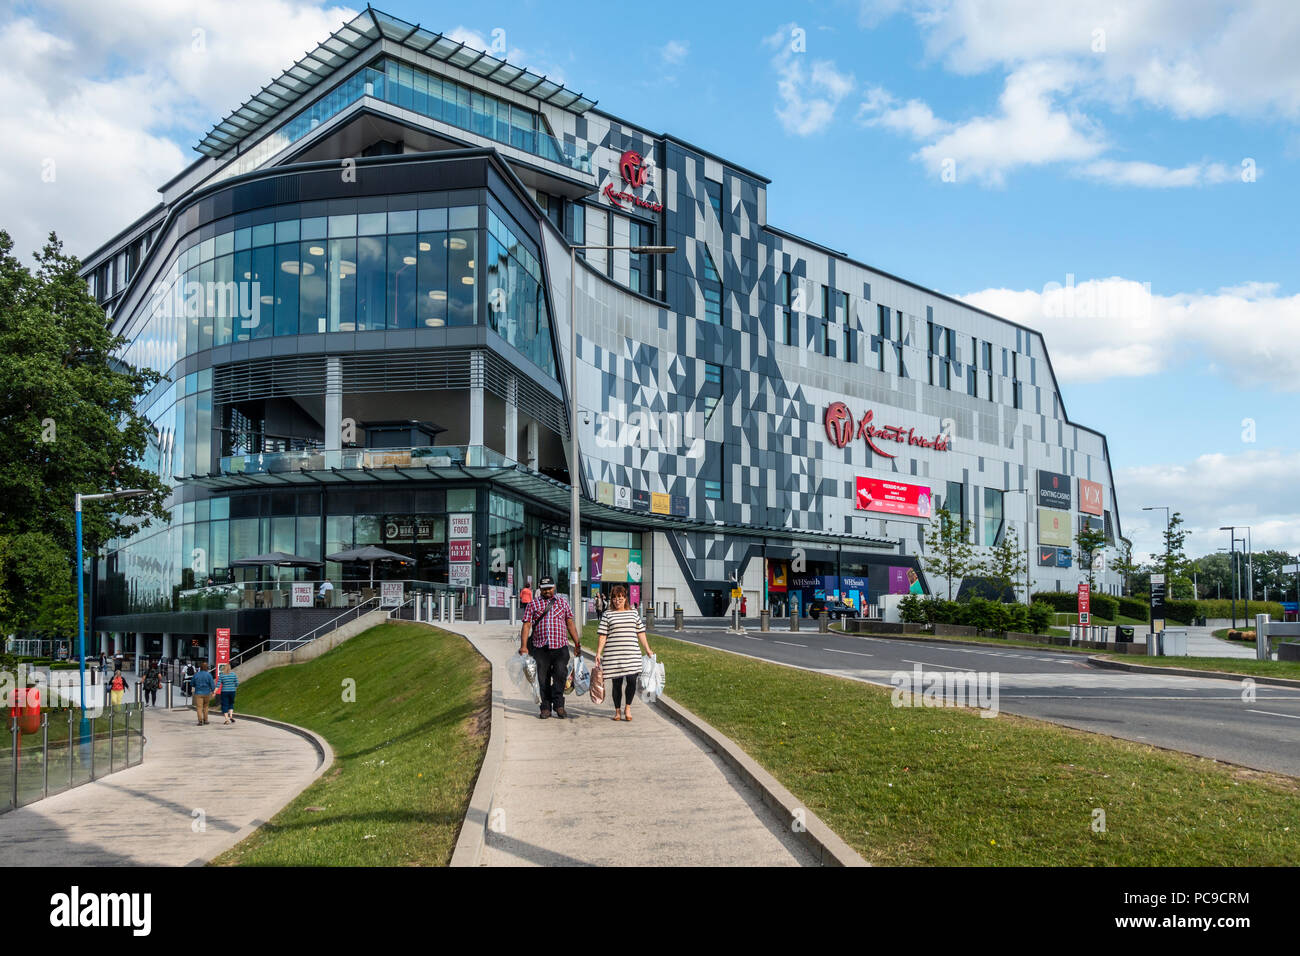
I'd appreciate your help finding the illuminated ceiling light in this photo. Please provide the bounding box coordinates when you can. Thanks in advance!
[461,276,475,285]
[338,322,356,332]
[339,260,356,276]
[428,290,447,300]
[445,237,467,250]
[281,260,315,276]
[418,242,431,252]
[402,256,417,265]
[259,295,273,304]
[308,246,325,257]
[243,271,252,280]
[467,259,474,269]
[423,317,446,327]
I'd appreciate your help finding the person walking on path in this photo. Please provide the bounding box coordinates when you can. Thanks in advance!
[595,584,653,721]
[519,581,532,615]
[142,660,161,707]
[108,667,129,709]
[192,663,215,725]
[518,576,581,720]
[594,589,607,616]
[181,661,196,701]
[216,664,239,724]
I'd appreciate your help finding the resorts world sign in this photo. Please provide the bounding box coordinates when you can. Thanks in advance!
[603,150,664,214]
[824,402,951,459]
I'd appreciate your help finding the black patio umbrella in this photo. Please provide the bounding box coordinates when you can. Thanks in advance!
[325,545,411,588]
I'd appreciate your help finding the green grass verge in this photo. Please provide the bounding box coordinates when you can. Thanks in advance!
[210,621,489,867]
[1098,655,1300,680]
[632,630,1300,865]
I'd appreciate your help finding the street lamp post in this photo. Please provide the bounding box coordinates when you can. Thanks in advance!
[1142,505,1171,595]
[76,489,149,744]
[568,243,675,624]
[1219,526,1243,630]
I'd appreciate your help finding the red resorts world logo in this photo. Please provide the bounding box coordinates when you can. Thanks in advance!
[603,148,664,213]
[824,402,950,459]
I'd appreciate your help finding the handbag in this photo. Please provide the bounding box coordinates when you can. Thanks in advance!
[589,661,605,704]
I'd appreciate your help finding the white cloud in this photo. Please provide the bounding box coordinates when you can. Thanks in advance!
[857,85,950,138]
[959,277,1300,390]
[914,62,1106,185]
[891,0,1300,122]
[1075,159,1239,188]
[764,23,855,137]
[659,40,689,65]
[1115,450,1300,560]
[0,1,357,259]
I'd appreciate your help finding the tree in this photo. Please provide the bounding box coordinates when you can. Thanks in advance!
[0,230,170,638]
[981,523,1026,603]
[1149,511,1194,600]
[1110,542,1141,597]
[921,506,978,601]
[1075,525,1107,594]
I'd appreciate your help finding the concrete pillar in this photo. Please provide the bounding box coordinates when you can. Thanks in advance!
[99,632,109,656]
[469,352,485,448]
[325,356,342,454]
[161,633,173,661]
[526,421,539,471]
[134,632,145,668]
[505,375,519,462]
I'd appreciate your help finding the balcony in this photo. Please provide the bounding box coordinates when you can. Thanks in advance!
[205,444,519,488]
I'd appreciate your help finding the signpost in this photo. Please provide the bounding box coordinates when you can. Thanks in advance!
[1077,582,1090,626]
[215,628,231,668]
[1149,573,1167,655]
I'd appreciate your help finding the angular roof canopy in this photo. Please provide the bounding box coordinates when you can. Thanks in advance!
[195,5,596,158]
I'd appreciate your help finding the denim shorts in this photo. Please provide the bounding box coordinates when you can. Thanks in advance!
[220,690,236,713]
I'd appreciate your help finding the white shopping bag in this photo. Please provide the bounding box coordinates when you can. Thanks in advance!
[571,654,591,697]
[637,653,666,704]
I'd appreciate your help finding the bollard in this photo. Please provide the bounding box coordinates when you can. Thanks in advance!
[1256,613,1269,662]
[673,606,684,631]
[68,708,75,791]
[760,608,771,632]
[510,597,516,628]
[790,609,800,632]
[819,610,830,633]
[479,593,487,624]
[41,712,49,800]
[646,607,655,630]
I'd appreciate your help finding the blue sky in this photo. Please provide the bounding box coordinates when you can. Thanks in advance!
[3,0,1296,562]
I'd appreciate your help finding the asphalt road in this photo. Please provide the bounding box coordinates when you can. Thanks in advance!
[657,625,1300,778]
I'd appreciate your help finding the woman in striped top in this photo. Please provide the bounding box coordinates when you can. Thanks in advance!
[595,585,652,721]
[216,664,240,724]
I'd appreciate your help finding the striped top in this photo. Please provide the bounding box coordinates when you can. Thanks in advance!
[217,671,239,693]
[597,609,645,678]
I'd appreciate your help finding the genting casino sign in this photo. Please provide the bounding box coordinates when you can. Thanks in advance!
[824,402,951,459]
[603,149,664,213]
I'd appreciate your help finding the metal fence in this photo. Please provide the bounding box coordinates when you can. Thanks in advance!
[1,705,145,815]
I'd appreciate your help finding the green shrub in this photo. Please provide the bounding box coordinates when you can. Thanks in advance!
[1007,603,1030,633]
[1032,591,1117,621]
[1117,596,1149,621]
[1194,599,1285,621]
[898,595,925,624]
[1028,601,1055,634]
[1164,599,1197,624]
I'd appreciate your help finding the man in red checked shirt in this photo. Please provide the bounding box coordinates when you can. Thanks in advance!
[518,576,582,719]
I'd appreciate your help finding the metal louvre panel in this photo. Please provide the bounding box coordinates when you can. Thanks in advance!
[212,356,326,404]
[482,351,567,437]
[341,348,475,392]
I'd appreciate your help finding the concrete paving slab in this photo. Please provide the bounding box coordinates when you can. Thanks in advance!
[0,706,323,866]
[444,621,818,867]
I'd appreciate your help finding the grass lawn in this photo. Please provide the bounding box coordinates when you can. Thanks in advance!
[210,621,489,867]
[1098,655,1300,681]
[631,631,1300,865]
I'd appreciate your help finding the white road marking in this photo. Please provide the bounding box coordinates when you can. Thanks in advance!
[773,640,807,648]
[1247,709,1300,720]
[901,658,981,671]
[825,648,873,657]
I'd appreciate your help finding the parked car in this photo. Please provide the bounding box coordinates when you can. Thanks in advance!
[807,598,854,620]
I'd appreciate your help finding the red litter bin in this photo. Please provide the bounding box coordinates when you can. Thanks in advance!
[10,685,41,734]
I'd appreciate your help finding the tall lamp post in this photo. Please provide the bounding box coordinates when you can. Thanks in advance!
[1142,505,1171,595]
[568,243,675,623]
[1219,526,1240,629]
[76,489,149,741]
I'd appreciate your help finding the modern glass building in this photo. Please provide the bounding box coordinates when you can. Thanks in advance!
[83,9,1123,658]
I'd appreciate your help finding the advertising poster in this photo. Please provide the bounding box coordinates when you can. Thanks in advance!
[855,476,932,517]
[1078,478,1104,516]
[1038,546,1059,567]
[448,513,474,539]
[589,546,604,582]
[381,581,404,607]
[1056,548,1073,568]
[1081,514,1104,535]
[889,566,911,594]
[291,583,313,607]
[651,492,671,515]
[671,495,690,517]
[449,540,472,562]
[1038,508,1072,546]
[450,563,472,587]
[631,489,651,512]
[629,584,641,606]
[603,548,629,581]
[768,561,788,592]
[628,549,643,583]
[597,481,615,505]
[1037,470,1072,510]
[615,486,632,509]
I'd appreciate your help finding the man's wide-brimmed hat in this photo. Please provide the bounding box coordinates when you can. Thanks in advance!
[538,576,556,589]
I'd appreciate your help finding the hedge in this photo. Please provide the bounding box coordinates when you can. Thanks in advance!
[899,595,1055,634]
[1032,591,1118,622]
[1192,599,1285,621]
[1117,596,1149,621]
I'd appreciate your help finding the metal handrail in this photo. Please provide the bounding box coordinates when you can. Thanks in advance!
[228,597,382,668]
[387,596,417,620]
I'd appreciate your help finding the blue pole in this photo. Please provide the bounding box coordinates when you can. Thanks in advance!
[75,496,90,751]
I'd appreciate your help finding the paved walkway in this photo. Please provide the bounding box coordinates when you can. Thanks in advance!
[1183,625,1256,658]
[445,620,817,867]
[0,706,322,866]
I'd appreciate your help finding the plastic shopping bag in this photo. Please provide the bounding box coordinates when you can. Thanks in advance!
[589,661,605,704]
[638,653,666,704]
[511,652,541,704]
[571,654,591,697]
